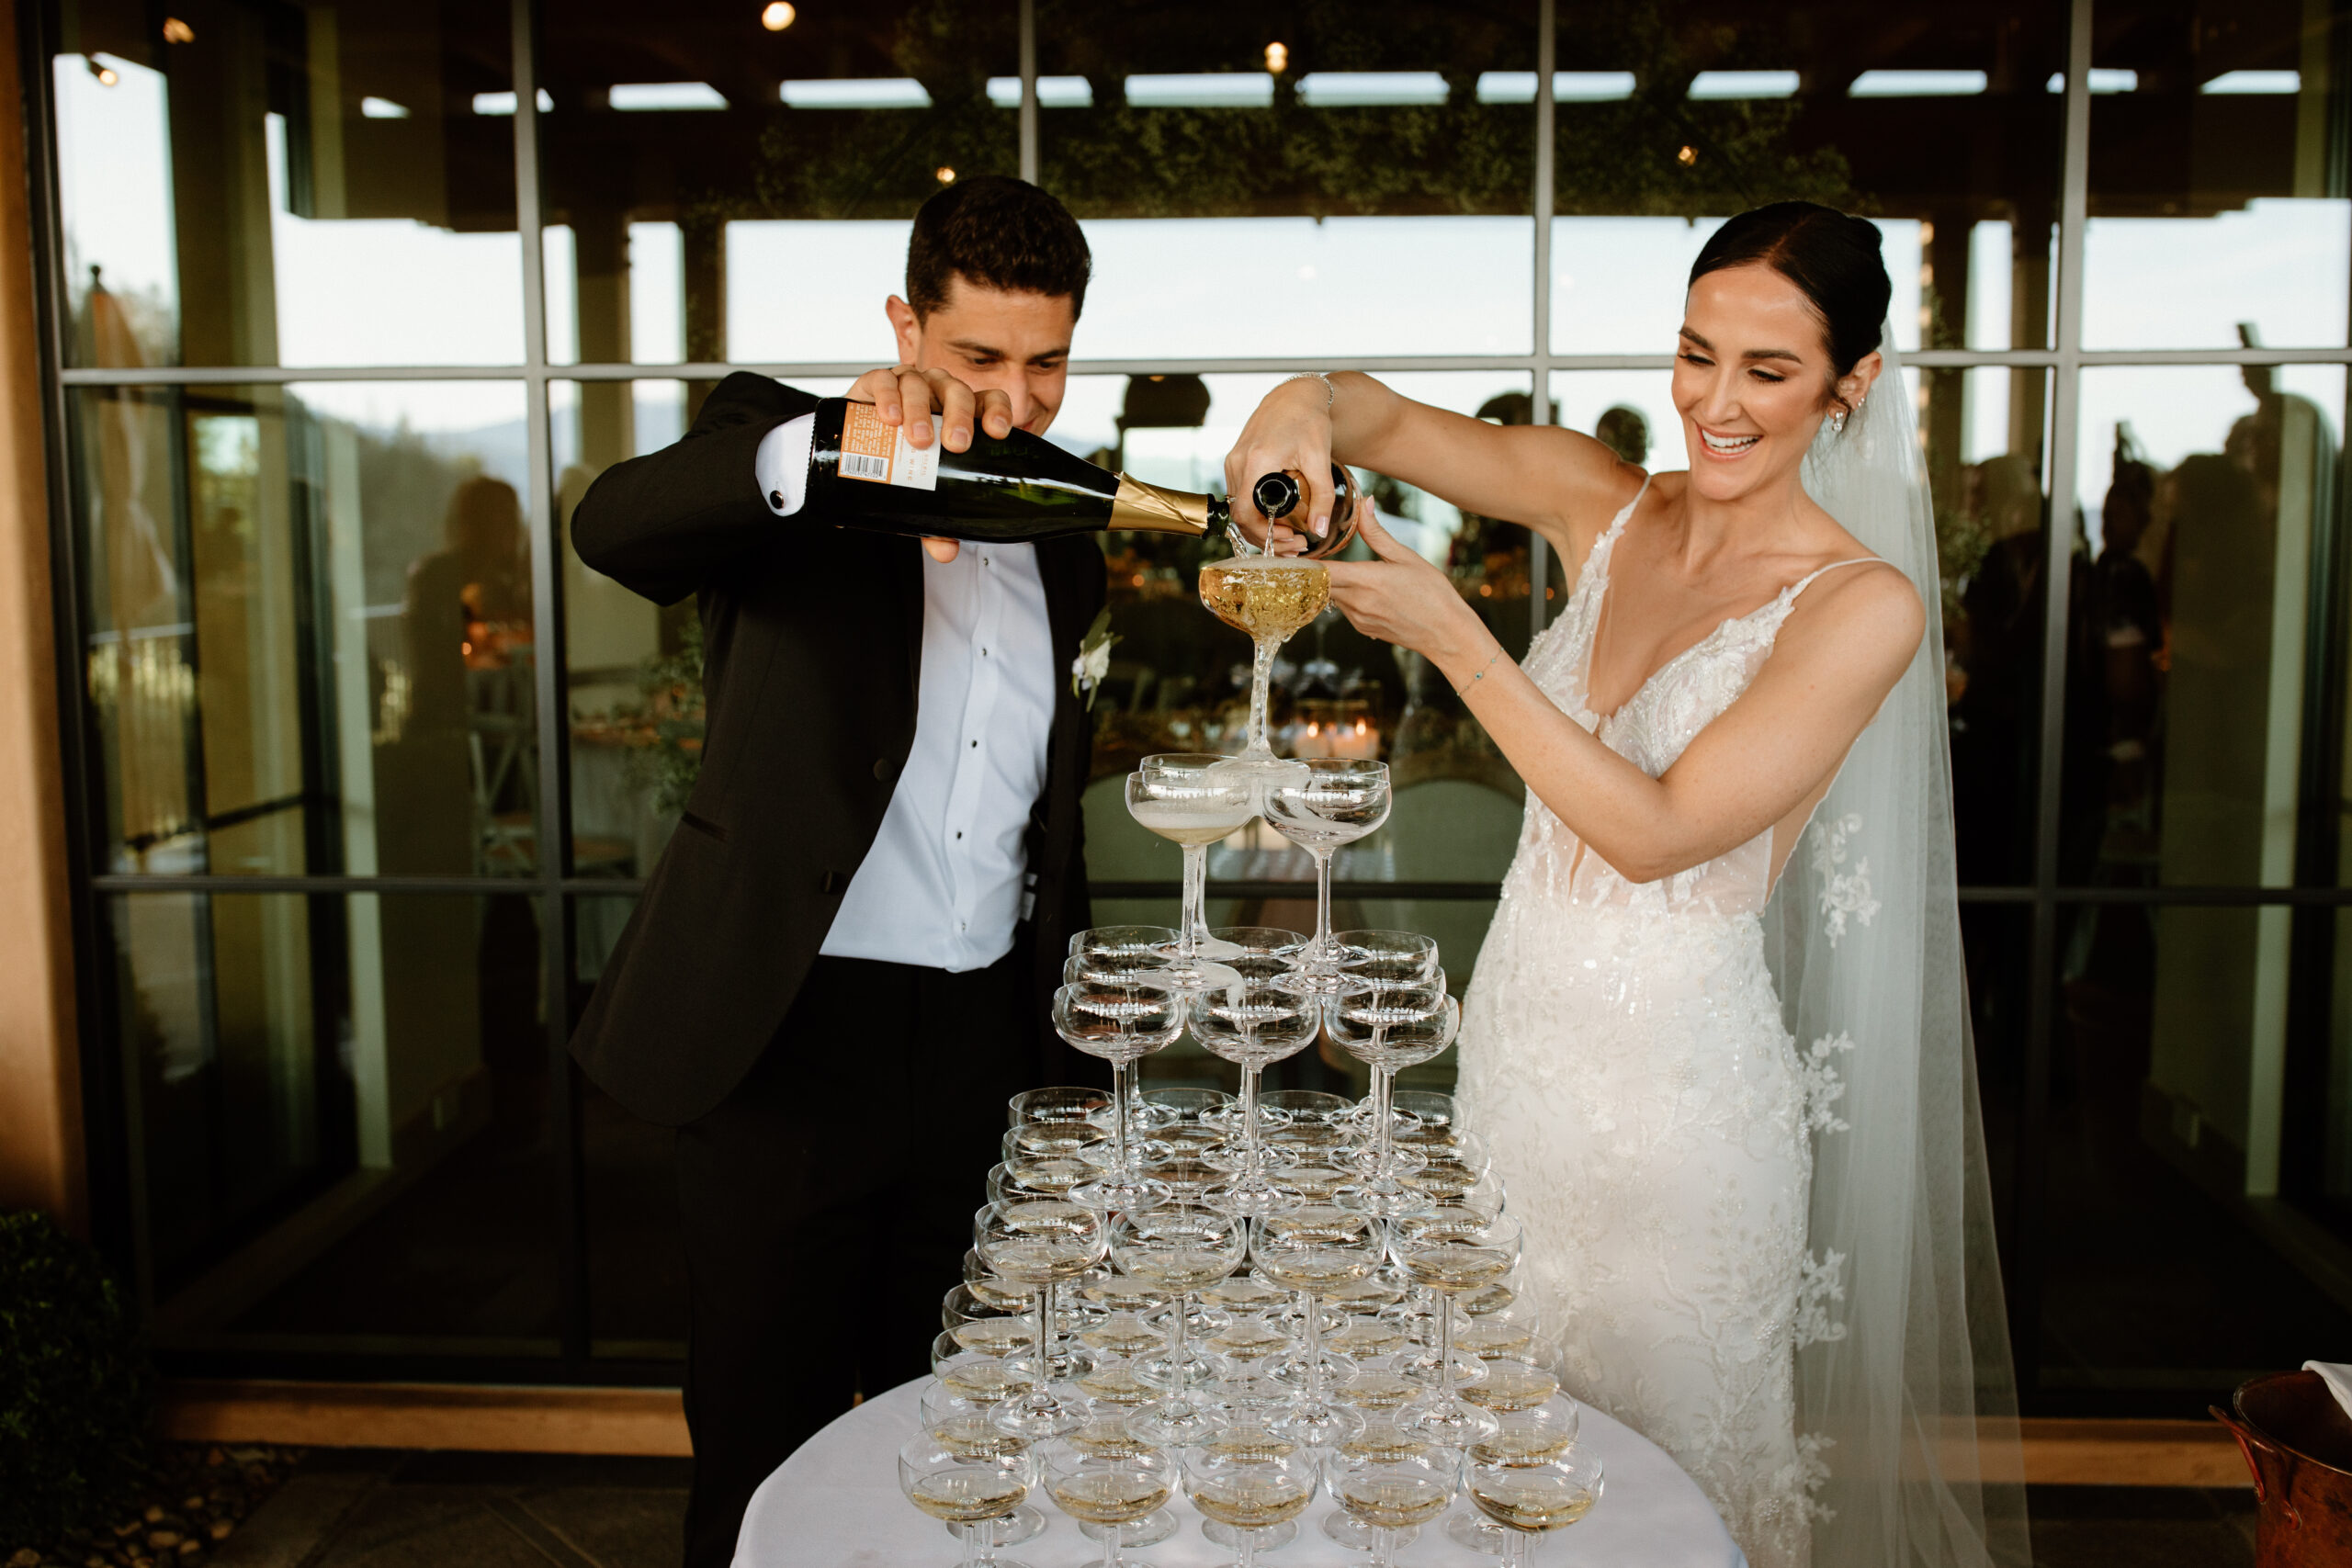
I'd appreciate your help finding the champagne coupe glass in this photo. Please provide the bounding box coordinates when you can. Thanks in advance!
[1010,1086,1112,1129]
[1254,1202,1385,1448]
[978,1199,1107,1439]
[1125,755,1257,983]
[1464,1444,1604,1564]
[1186,1427,1320,1566]
[1068,929,1186,1145]
[899,1425,1038,1568]
[1197,550,1331,766]
[1054,976,1186,1211]
[1113,1202,1247,1446]
[1448,1397,1582,1556]
[1064,1416,1180,1553]
[1394,1206,1522,1446]
[1327,981,1459,1217]
[1188,978,1321,1215]
[1322,1422,1461,1568]
[1042,1437,1179,1568]
[1263,760,1392,995]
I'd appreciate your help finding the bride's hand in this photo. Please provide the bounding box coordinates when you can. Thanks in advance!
[1225,378,1340,543]
[1325,502,1490,666]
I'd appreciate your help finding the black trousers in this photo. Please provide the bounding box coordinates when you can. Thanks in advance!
[673,948,1033,1568]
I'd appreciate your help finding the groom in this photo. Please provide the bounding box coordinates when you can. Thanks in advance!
[567,175,1105,1567]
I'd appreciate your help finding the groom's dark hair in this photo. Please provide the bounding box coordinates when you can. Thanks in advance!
[906,175,1092,321]
[1690,202,1890,382]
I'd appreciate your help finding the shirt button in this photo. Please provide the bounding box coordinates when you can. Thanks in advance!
[956,830,963,840]
[970,739,978,749]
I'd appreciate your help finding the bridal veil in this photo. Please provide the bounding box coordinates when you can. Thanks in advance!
[1762,331,2033,1566]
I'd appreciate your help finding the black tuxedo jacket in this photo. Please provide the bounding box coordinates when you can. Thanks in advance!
[568,371,1105,1127]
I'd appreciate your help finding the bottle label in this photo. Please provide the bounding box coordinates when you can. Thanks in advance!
[838,401,940,491]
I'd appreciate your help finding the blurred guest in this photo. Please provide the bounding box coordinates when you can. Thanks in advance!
[1594,402,1650,465]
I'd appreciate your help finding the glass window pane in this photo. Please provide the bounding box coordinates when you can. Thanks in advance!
[69,381,538,877]
[573,896,686,1360]
[120,890,559,1357]
[1551,6,2066,355]
[55,2,521,368]
[557,377,855,878]
[2086,0,2352,350]
[2064,367,2348,889]
[539,1,1018,366]
[1039,1,1537,359]
[2044,898,2352,1408]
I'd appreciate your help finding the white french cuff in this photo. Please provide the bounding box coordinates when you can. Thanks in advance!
[754,412,818,516]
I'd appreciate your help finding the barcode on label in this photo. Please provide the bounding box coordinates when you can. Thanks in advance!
[841,451,889,482]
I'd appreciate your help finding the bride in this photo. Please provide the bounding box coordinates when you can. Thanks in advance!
[1229,202,2027,1568]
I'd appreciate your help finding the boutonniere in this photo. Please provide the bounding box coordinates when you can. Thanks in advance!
[1070,607,1120,711]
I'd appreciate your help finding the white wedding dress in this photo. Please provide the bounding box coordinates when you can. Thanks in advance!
[1456,479,1877,1568]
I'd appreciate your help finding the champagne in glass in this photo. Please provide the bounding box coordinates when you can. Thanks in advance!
[1125,755,1257,987]
[1197,555,1331,765]
[1464,1445,1604,1565]
[1394,1205,1521,1447]
[899,1427,1038,1568]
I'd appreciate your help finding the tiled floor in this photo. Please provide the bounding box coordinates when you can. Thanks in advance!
[209,1450,692,1568]
[208,1449,2257,1568]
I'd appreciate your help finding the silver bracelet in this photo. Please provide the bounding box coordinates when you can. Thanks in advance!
[1283,371,1336,412]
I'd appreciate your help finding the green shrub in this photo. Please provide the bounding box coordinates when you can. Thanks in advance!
[0,1211,150,1548]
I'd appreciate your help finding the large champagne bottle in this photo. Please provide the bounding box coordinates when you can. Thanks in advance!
[803,397,1359,552]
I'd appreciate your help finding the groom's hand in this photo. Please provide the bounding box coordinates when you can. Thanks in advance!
[846,365,1015,562]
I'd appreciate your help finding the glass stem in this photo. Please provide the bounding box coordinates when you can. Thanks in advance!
[1248,636,1275,756]
[1303,1289,1326,1403]
[1166,1289,1191,1403]
[1032,1286,1054,1399]
[1311,845,1335,959]
[1435,1288,1458,1401]
[1179,842,1207,964]
[1373,1524,1399,1568]
[1501,1526,1532,1565]
[1371,1061,1396,1175]
[1109,1056,1132,1174]
[1238,1062,1261,1174]
[959,1521,981,1568]
[1238,1528,1260,1568]
[1099,1523,1119,1568]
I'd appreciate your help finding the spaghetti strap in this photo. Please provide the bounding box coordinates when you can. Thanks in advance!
[1785,554,1889,600]
[1605,473,1654,540]
[1576,473,1653,581]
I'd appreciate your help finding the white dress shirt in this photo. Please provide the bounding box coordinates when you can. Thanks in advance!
[755,413,1057,972]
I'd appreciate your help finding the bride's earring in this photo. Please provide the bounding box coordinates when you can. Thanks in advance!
[1829,409,1848,434]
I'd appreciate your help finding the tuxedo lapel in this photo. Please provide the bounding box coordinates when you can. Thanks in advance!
[892,537,925,703]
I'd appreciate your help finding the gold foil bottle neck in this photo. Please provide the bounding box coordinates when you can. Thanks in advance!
[1109,474,1213,536]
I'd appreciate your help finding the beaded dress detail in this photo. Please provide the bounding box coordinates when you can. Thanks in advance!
[1456,479,1875,1568]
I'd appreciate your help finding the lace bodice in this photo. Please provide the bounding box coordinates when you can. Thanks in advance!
[1512,478,1870,918]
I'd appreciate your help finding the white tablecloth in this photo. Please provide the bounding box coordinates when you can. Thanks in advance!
[735,1377,1747,1566]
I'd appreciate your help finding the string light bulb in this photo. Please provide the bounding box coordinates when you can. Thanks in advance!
[936,165,956,184]
[1264,41,1288,74]
[162,17,195,42]
[761,2,796,28]
[1676,144,1697,166]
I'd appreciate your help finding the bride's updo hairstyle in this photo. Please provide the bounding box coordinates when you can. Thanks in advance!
[1688,201,1891,411]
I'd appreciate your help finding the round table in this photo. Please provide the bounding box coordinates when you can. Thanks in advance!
[734,1378,1748,1566]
